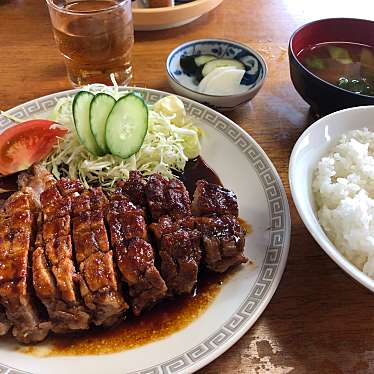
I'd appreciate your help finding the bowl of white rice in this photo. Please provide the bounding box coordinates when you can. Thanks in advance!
[290,105,374,292]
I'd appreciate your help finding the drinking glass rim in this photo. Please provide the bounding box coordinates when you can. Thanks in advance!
[45,0,130,15]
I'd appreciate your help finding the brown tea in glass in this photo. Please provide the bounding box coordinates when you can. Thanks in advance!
[46,0,134,87]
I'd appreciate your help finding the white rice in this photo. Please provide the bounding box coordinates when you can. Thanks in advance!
[313,128,374,278]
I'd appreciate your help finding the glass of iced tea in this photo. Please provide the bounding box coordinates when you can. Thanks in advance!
[45,0,134,87]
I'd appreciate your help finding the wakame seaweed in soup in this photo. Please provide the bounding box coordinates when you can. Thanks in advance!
[299,42,374,96]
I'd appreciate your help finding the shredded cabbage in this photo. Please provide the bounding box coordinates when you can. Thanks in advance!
[42,84,202,190]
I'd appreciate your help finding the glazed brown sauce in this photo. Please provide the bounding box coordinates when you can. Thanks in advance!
[239,218,252,234]
[21,271,229,357]
[176,156,222,196]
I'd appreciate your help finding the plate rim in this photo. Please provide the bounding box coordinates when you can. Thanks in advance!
[0,87,291,374]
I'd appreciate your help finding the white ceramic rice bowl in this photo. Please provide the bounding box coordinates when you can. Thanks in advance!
[289,105,374,292]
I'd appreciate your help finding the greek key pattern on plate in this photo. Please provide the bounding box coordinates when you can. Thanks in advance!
[0,88,290,374]
[0,364,30,374]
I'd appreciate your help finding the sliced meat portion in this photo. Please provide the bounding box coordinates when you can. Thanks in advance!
[150,215,196,241]
[195,215,247,272]
[191,180,247,271]
[116,171,147,208]
[70,187,128,326]
[145,174,191,220]
[32,242,88,333]
[78,251,127,326]
[57,178,84,197]
[159,227,201,295]
[116,238,166,316]
[0,192,50,343]
[108,192,166,315]
[107,192,147,244]
[18,165,56,205]
[150,216,201,295]
[71,189,110,263]
[191,180,239,217]
[33,179,90,333]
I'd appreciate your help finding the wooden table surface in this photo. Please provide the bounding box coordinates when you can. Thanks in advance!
[1,0,374,373]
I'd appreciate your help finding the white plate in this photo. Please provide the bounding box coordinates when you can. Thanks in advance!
[0,88,290,374]
[289,105,374,292]
[132,0,223,31]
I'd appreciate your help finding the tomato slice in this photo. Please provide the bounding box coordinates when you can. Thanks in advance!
[0,119,68,176]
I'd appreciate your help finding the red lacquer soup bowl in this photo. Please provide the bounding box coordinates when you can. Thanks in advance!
[289,18,374,116]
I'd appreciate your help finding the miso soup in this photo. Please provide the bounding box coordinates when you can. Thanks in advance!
[298,42,374,96]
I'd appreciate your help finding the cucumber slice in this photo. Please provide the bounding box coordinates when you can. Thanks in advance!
[73,91,103,156]
[90,93,116,154]
[105,93,148,159]
[194,54,217,67]
[202,58,246,77]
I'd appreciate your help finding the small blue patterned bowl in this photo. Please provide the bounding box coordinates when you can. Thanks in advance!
[166,39,267,111]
